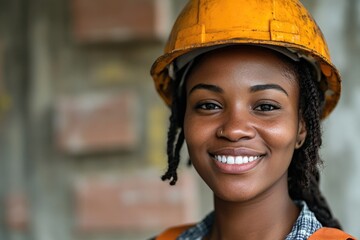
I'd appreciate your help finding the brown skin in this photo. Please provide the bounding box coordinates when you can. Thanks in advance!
[183,46,307,240]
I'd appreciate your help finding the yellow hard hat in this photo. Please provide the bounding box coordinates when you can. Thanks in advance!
[151,0,341,118]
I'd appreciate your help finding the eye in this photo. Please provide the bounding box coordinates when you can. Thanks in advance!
[254,103,280,112]
[195,102,221,111]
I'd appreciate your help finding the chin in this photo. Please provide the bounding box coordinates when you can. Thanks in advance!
[210,183,259,203]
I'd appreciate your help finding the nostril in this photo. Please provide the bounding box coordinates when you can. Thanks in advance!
[216,128,225,137]
[217,125,256,142]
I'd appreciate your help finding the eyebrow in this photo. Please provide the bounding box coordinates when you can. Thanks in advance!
[188,83,223,95]
[250,84,288,96]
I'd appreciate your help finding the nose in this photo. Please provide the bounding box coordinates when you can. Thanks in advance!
[216,108,256,142]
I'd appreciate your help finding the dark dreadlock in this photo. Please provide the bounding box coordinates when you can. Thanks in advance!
[161,55,341,228]
[161,68,186,186]
[288,59,341,228]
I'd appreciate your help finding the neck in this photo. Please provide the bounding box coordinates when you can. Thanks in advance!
[208,183,299,240]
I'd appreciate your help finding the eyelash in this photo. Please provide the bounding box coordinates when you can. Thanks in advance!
[194,101,281,112]
[254,102,280,112]
[195,102,221,111]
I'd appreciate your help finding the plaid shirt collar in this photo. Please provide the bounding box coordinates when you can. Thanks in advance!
[178,201,322,240]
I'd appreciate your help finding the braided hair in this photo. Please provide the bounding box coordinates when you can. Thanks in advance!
[161,54,341,228]
[288,59,341,228]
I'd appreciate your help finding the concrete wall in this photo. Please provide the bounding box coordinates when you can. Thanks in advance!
[304,0,360,237]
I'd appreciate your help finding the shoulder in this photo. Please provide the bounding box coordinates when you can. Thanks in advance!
[308,227,356,240]
[152,224,195,240]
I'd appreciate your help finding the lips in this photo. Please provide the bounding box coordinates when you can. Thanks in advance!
[210,148,265,174]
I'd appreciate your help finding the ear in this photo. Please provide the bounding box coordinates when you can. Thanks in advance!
[295,117,307,149]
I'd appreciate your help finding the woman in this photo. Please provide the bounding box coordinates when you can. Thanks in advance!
[150,0,356,239]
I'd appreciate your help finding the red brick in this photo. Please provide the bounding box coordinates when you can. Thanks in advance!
[71,0,167,42]
[5,192,29,231]
[54,91,139,154]
[73,170,199,232]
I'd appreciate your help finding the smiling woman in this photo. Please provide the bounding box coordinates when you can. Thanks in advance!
[149,0,356,239]
[184,47,304,207]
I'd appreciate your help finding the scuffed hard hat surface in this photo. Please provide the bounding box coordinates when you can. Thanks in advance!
[166,0,329,59]
[151,0,341,119]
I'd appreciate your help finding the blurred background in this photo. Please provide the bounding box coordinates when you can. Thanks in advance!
[0,0,359,239]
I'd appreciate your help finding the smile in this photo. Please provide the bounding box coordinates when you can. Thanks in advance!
[214,155,261,165]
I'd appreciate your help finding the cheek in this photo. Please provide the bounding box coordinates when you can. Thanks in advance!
[260,119,299,157]
[184,114,203,150]
[184,114,215,185]
[183,112,214,160]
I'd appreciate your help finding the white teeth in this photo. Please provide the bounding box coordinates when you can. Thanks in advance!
[227,156,235,164]
[215,155,261,165]
[235,156,243,164]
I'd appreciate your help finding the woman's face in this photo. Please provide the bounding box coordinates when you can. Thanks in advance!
[183,46,307,202]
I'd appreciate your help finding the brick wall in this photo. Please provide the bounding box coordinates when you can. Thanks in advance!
[0,0,203,240]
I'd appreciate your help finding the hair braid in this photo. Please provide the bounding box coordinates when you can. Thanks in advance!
[288,59,341,228]
[161,111,179,185]
[161,77,186,185]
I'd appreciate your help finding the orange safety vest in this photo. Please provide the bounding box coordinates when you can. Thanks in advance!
[155,225,356,240]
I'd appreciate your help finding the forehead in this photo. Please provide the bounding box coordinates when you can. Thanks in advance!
[185,46,298,88]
